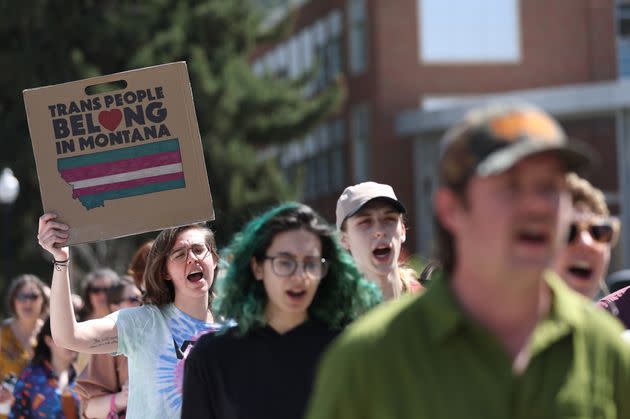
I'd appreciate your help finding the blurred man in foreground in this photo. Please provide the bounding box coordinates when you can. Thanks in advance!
[306,103,630,419]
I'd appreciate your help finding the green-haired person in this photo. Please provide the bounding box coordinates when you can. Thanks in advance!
[181,202,381,419]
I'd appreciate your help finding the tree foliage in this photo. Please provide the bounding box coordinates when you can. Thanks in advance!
[0,0,343,291]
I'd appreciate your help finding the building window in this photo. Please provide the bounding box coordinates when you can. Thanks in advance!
[280,119,346,200]
[289,37,300,78]
[311,10,343,92]
[351,104,370,182]
[418,0,520,63]
[330,119,346,190]
[313,20,328,90]
[618,1,630,77]
[348,0,368,74]
[326,10,343,81]
[254,10,343,89]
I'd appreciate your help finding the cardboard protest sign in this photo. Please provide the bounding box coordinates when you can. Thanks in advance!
[23,62,214,245]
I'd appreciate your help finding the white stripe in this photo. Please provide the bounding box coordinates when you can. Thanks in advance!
[69,163,183,188]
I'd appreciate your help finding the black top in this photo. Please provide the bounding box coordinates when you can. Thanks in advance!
[181,319,340,419]
[599,284,630,328]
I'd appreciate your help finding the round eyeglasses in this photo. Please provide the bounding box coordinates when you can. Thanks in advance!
[263,255,329,280]
[168,242,210,263]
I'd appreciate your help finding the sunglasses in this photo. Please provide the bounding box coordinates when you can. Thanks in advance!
[89,286,110,294]
[567,218,619,245]
[15,293,41,302]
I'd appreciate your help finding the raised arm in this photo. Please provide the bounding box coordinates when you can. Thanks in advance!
[37,213,118,354]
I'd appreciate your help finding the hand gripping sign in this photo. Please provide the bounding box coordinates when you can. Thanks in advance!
[24,62,214,245]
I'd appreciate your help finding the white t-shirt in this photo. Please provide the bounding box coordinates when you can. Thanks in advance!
[106,304,220,419]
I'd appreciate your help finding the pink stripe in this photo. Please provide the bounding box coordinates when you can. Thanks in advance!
[72,172,184,198]
[60,151,182,182]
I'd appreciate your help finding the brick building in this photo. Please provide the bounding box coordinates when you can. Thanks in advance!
[252,0,630,267]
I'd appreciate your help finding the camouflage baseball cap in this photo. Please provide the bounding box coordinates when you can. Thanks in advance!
[439,103,593,188]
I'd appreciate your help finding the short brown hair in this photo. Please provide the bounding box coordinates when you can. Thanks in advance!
[127,240,154,290]
[565,172,609,216]
[143,224,219,307]
[6,274,48,317]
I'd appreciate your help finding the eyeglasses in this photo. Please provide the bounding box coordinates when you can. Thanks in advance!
[568,218,620,245]
[112,295,142,306]
[123,296,142,304]
[89,286,110,294]
[168,242,210,263]
[263,255,329,280]
[15,293,41,302]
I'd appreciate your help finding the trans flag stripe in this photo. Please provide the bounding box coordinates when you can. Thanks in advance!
[57,138,185,210]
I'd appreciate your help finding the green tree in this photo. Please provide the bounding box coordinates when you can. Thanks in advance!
[0,0,343,295]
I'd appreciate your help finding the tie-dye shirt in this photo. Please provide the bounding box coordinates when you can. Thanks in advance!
[9,361,78,419]
[107,304,220,419]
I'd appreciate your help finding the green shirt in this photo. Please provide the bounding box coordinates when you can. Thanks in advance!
[306,272,630,419]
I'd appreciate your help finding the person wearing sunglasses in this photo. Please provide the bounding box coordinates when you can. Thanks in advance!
[78,269,121,322]
[181,202,381,419]
[37,215,222,419]
[306,104,630,419]
[0,274,48,418]
[75,275,143,419]
[552,173,620,299]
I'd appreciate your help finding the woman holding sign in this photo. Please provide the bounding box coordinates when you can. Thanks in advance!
[37,213,221,419]
[181,203,381,419]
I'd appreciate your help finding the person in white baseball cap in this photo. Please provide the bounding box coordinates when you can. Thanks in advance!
[336,181,422,300]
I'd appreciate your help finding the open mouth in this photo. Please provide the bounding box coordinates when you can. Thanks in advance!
[516,231,547,245]
[286,290,306,299]
[568,262,593,280]
[372,246,392,261]
[187,272,204,282]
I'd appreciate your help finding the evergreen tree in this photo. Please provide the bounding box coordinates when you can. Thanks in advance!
[0,0,343,290]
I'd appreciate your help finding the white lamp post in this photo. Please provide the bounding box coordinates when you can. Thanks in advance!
[0,168,20,205]
[0,167,20,281]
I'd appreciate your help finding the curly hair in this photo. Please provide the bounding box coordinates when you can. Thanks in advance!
[566,172,609,216]
[213,202,382,335]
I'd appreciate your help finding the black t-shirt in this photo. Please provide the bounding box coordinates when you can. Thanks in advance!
[181,319,340,419]
[599,284,630,329]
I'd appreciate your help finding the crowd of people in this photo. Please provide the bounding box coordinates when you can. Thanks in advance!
[2,102,630,418]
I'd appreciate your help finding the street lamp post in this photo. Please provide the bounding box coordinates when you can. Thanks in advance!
[0,167,20,282]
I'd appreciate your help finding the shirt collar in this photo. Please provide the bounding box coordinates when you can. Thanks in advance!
[425,270,579,346]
